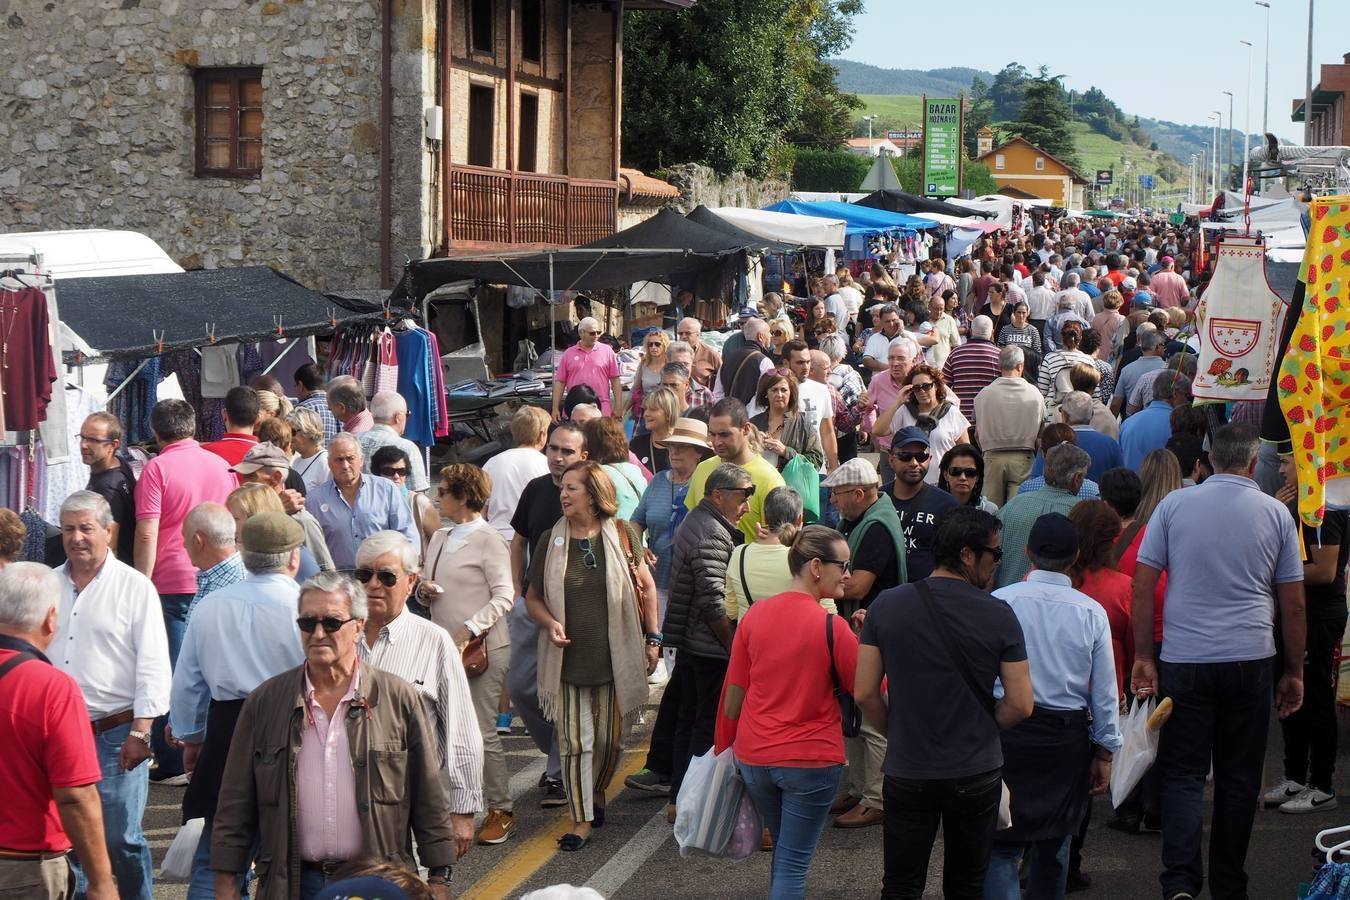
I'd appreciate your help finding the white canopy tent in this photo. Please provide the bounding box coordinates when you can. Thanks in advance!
[708,206,847,248]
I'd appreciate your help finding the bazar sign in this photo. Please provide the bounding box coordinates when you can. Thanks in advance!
[922,97,962,197]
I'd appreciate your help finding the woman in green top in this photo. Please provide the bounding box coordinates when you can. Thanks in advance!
[525,461,660,851]
[726,486,838,620]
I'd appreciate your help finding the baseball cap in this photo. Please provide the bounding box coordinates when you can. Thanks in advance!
[1120,277,1137,290]
[735,305,761,320]
[1160,255,1175,265]
[1027,513,1078,559]
[890,425,931,449]
[232,441,291,474]
[822,457,879,490]
[240,511,305,555]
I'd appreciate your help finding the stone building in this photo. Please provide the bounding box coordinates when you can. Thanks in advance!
[0,0,690,292]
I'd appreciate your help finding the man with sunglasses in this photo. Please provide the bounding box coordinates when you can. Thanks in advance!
[352,532,482,863]
[170,512,306,900]
[212,570,455,900]
[79,412,137,564]
[551,316,620,422]
[884,428,959,583]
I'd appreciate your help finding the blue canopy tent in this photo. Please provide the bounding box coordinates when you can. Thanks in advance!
[763,199,939,260]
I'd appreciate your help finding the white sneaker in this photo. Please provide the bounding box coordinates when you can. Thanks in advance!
[1280,787,1337,814]
[647,658,670,685]
[1261,778,1305,807]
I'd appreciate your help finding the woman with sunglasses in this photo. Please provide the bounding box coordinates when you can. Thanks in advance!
[750,371,823,473]
[937,444,998,513]
[769,319,795,364]
[716,525,858,900]
[369,445,440,559]
[525,461,660,851]
[872,365,970,485]
[628,329,670,434]
[422,463,518,846]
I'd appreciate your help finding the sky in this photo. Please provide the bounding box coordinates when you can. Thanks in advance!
[840,0,1347,146]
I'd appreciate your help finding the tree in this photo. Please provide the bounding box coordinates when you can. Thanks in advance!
[988,63,1029,120]
[1003,67,1080,171]
[964,75,994,157]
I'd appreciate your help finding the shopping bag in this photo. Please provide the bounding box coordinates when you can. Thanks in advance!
[1306,860,1350,898]
[160,817,205,882]
[1110,696,1160,809]
[673,747,745,858]
[722,792,764,862]
[780,455,821,524]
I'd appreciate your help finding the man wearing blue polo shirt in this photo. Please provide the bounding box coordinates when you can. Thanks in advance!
[1119,371,1190,471]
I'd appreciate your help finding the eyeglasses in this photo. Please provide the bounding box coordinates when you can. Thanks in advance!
[771,330,785,337]
[718,485,756,499]
[910,382,935,392]
[819,558,853,573]
[946,466,979,479]
[645,343,663,350]
[353,568,400,587]
[78,434,116,444]
[376,467,409,478]
[970,544,1004,562]
[296,615,357,634]
[891,450,930,463]
[578,537,597,569]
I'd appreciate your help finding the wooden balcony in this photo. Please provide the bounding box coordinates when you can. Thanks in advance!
[448,165,618,247]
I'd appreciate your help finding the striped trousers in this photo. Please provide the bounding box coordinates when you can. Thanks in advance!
[557,680,623,823]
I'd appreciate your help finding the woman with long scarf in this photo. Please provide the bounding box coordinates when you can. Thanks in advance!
[525,461,660,851]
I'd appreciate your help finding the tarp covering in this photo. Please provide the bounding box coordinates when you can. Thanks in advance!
[57,266,391,361]
[854,189,994,220]
[762,199,939,235]
[706,206,846,248]
[684,205,801,253]
[396,209,758,301]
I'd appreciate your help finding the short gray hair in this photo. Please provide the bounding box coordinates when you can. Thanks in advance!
[666,340,693,358]
[817,333,848,363]
[369,390,406,424]
[60,490,112,528]
[970,315,994,340]
[744,317,769,340]
[1060,391,1093,425]
[329,432,362,458]
[998,344,1024,371]
[242,549,296,575]
[328,380,366,413]
[660,361,690,381]
[577,316,600,334]
[0,562,60,631]
[887,335,919,358]
[1064,273,1081,288]
[355,530,419,573]
[299,570,368,619]
[287,408,325,442]
[1153,371,1191,401]
[184,503,236,549]
[677,317,702,335]
[1210,423,1260,472]
[1044,443,1091,489]
[1139,330,1165,352]
[705,462,752,495]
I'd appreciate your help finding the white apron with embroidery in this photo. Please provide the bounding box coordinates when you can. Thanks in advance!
[1193,235,1288,402]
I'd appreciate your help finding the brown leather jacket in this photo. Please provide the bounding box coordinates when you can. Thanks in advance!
[211,663,454,900]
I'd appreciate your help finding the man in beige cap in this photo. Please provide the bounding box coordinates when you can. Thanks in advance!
[168,512,306,899]
[233,442,335,572]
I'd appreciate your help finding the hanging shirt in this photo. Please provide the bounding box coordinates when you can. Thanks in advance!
[0,288,57,431]
[394,328,437,448]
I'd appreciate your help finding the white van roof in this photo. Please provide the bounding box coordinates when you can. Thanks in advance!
[0,229,183,279]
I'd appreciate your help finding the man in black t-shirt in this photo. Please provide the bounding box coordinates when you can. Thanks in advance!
[1269,455,1350,811]
[855,507,1033,898]
[885,427,960,581]
[506,421,586,809]
[79,412,137,564]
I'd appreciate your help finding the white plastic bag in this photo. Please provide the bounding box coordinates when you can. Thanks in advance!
[1110,697,1160,809]
[160,817,205,882]
[673,748,745,858]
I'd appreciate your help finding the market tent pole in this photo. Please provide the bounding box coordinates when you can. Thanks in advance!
[549,252,556,355]
[258,337,303,378]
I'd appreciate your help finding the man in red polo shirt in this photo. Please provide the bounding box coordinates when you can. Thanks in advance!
[201,386,260,468]
[0,563,114,900]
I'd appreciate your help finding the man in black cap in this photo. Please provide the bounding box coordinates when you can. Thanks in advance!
[988,513,1122,899]
[884,426,959,583]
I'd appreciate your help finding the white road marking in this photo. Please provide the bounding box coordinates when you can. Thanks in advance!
[582,810,672,896]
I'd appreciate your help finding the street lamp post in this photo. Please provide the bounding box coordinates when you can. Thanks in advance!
[1305,0,1315,145]
[863,114,877,144]
[1256,1,1271,136]
[1210,113,1222,195]
[1222,90,1235,189]
[1241,40,1253,191]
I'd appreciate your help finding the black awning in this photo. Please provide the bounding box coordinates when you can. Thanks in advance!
[398,208,755,301]
[855,189,994,219]
[57,266,393,361]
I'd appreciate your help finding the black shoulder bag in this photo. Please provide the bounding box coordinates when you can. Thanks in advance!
[825,614,862,738]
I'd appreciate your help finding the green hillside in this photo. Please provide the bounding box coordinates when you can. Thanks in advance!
[857,95,1182,193]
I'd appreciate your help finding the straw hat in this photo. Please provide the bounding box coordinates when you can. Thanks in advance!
[655,418,713,452]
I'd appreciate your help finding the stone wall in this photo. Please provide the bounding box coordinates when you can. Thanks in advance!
[0,0,435,291]
[662,163,790,212]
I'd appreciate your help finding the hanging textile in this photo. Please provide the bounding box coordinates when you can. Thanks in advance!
[1193,236,1287,403]
[394,325,436,448]
[43,384,101,525]
[428,330,449,439]
[200,344,241,399]
[374,328,399,395]
[1275,195,1350,527]
[0,287,58,432]
[104,356,162,446]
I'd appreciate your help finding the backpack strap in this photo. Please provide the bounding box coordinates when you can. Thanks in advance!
[0,651,38,684]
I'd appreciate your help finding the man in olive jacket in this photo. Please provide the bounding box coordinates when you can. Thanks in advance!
[662,462,750,804]
[211,572,455,900]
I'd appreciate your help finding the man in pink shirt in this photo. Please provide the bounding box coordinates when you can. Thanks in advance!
[551,317,621,420]
[1150,256,1191,309]
[134,399,236,781]
[864,336,919,479]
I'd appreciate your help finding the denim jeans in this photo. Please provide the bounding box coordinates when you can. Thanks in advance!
[187,820,251,900]
[738,763,842,900]
[881,768,1003,899]
[1159,657,1272,900]
[73,723,152,900]
[984,837,1070,900]
[153,593,192,778]
[506,596,561,781]
[816,480,840,529]
[298,869,327,900]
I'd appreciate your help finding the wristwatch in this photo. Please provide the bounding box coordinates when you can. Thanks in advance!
[128,729,152,746]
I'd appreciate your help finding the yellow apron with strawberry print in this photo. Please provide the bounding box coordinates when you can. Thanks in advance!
[1276,195,1350,528]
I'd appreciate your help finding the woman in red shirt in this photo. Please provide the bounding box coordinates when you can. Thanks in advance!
[1068,500,1133,702]
[716,525,858,900]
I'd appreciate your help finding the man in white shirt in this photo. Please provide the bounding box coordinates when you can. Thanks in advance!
[355,531,483,861]
[784,341,838,474]
[822,274,850,343]
[862,304,903,373]
[1025,271,1059,326]
[54,490,171,900]
[482,406,550,542]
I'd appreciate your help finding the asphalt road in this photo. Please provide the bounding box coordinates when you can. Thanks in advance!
[144,687,1339,899]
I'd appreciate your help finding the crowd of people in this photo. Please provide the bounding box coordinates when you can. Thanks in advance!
[0,216,1334,900]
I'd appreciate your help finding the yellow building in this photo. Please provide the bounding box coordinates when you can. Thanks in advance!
[975,130,1087,209]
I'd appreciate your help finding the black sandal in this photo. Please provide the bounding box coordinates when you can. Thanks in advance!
[558,832,590,852]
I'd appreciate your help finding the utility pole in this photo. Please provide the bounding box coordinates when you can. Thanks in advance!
[1241,40,1253,191]
[1222,90,1235,189]
[1305,0,1315,145]
[1256,1,1271,136]
[1210,113,1222,195]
